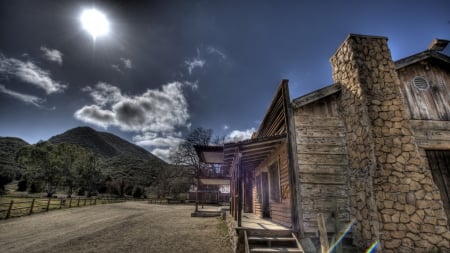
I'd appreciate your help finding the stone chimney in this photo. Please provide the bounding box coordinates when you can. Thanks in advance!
[330,34,450,252]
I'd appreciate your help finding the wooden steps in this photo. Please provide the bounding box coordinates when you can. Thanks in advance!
[244,230,304,253]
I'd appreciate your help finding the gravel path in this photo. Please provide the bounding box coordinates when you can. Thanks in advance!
[0,202,232,253]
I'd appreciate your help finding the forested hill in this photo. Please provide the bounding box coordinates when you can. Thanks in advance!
[48,126,166,165]
[0,137,29,170]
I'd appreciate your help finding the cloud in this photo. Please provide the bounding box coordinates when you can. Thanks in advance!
[74,104,117,128]
[40,47,63,65]
[207,46,227,60]
[185,49,206,75]
[223,125,229,130]
[0,54,67,94]
[0,84,45,107]
[112,57,132,73]
[225,128,255,143]
[120,58,132,69]
[75,81,194,161]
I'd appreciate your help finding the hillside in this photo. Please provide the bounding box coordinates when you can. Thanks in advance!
[0,137,29,172]
[48,126,165,165]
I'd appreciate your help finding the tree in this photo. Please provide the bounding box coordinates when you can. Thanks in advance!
[169,127,212,210]
[16,142,62,197]
[0,164,15,194]
[77,153,102,197]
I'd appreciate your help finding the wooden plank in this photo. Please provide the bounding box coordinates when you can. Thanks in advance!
[296,126,346,137]
[298,164,347,174]
[317,213,329,253]
[297,144,347,155]
[299,173,347,185]
[297,137,346,145]
[300,183,348,198]
[298,154,348,165]
[294,116,343,127]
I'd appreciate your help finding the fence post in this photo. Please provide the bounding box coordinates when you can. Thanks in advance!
[69,198,72,208]
[94,198,97,205]
[59,198,63,209]
[84,198,87,206]
[77,197,80,207]
[6,200,14,219]
[46,198,51,212]
[29,199,35,215]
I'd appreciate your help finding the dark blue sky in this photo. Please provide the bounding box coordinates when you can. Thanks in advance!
[0,0,449,161]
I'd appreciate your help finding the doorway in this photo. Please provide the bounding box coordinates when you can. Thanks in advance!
[261,172,271,218]
[426,150,450,225]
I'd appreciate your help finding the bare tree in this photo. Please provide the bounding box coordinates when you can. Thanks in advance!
[169,127,212,211]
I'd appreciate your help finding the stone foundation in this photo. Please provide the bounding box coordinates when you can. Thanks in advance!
[330,34,450,252]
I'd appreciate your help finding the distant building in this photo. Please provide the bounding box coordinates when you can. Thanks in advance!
[196,34,450,252]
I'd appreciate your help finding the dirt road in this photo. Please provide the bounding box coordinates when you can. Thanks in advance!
[0,202,232,253]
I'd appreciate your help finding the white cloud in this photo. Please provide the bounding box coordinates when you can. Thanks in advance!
[111,64,122,73]
[0,84,45,107]
[112,57,133,73]
[225,128,255,143]
[0,54,67,94]
[74,104,117,128]
[75,81,194,162]
[151,148,172,163]
[120,57,132,69]
[207,46,227,60]
[223,125,229,130]
[185,49,206,75]
[185,58,205,75]
[40,47,63,65]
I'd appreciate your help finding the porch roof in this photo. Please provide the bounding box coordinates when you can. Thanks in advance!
[194,145,224,164]
[223,134,286,172]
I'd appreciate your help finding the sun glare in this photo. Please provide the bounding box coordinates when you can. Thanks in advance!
[80,8,110,40]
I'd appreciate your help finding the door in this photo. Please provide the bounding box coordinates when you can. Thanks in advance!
[261,172,271,218]
[426,150,450,225]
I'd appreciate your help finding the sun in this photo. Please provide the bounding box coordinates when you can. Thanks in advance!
[80,8,110,40]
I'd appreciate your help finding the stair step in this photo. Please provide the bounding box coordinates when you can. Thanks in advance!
[250,247,303,253]
[248,236,296,242]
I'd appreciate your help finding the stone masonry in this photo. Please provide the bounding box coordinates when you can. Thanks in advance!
[330,34,450,252]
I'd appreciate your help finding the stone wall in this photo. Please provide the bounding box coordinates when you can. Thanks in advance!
[330,34,450,252]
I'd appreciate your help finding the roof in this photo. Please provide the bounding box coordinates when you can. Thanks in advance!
[292,83,341,109]
[194,145,224,164]
[223,134,286,172]
[395,50,450,70]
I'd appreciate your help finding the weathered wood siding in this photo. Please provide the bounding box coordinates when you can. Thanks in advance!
[398,61,450,120]
[410,119,450,180]
[253,142,292,227]
[294,94,350,234]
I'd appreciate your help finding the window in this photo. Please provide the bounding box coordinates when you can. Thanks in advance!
[412,76,430,90]
[268,161,281,202]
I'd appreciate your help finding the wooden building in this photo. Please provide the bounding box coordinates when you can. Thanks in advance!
[196,35,450,252]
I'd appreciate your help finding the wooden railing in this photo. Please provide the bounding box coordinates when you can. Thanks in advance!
[0,197,125,219]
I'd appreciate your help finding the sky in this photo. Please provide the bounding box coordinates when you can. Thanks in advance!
[0,0,449,162]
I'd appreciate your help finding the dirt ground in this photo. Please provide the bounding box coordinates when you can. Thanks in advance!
[0,202,233,253]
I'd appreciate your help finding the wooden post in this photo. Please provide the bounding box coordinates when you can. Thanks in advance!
[59,199,63,209]
[29,199,35,215]
[94,198,97,205]
[84,198,87,206]
[77,197,80,207]
[69,198,72,208]
[46,198,51,212]
[317,213,329,253]
[6,200,14,219]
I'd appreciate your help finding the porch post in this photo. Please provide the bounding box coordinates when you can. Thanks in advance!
[237,150,243,227]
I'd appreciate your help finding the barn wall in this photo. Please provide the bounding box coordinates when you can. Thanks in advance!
[398,61,450,121]
[253,142,292,227]
[330,34,450,252]
[293,94,350,234]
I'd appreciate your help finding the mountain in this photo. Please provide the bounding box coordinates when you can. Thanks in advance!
[48,126,165,165]
[0,137,29,192]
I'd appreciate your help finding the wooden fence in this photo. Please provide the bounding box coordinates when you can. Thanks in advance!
[0,197,125,219]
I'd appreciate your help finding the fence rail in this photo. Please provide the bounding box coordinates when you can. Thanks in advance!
[0,197,125,219]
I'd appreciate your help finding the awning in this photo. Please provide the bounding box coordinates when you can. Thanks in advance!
[223,134,286,172]
[199,178,230,185]
[194,145,224,164]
